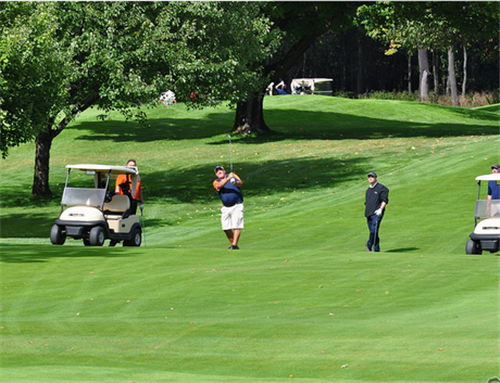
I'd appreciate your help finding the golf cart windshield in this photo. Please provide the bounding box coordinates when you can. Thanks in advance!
[62,188,106,207]
[475,200,500,220]
[474,174,500,221]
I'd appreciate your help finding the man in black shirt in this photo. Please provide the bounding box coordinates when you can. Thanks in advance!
[364,172,389,252]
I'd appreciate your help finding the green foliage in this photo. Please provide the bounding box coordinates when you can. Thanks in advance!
[0,3,71,157]
[359,90,419,102]
[357,2,500,54]
[486,89,500,105]
[0,2,278,158]
[162,2,281,107]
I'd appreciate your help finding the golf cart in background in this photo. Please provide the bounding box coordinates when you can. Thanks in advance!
[50,164,142,247]
[291,78,333,96]
[466,174,500,254]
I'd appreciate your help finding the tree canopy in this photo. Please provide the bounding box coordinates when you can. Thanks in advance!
[0,1,276,195]
[0,2,71,157]
[358,1,499,54]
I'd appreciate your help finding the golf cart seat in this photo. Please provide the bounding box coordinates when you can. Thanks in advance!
[103,194,130,219]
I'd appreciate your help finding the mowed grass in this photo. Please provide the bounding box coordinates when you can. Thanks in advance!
[1,96,499,383]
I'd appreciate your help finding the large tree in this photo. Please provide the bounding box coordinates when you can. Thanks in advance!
[0,2,275,196]
[231,2,358,134]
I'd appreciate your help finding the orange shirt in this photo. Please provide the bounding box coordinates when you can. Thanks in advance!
[116,173,142,200]
[213,173,241,191]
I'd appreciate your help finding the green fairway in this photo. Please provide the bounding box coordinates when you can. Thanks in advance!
[1,96,499,382]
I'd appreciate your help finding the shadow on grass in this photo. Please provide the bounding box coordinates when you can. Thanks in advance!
[386,247,420,253]
[0,212,58,239]
[0,244,133,263]
[70,107,499,144]
[0,154,364,236]
[144,155,366,206]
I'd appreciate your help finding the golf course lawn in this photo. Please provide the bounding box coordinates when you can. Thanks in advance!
[1,96,499,382]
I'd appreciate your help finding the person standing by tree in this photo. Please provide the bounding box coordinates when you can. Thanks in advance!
[213,165,244,250]
[364,172,389,252]
[115,159,144,215]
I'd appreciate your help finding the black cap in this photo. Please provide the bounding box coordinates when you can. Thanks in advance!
[367,172,377,178]
[491,164,500,169]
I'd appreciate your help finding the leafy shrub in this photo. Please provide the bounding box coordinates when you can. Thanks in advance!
[360,90,419,101]
[333,90,356,99]
[359,90,498,107]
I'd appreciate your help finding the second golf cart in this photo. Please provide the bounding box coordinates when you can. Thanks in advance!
[50,164,142,247]
[465,173,500,254]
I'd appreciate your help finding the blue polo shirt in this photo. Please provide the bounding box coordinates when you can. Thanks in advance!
[215,175,244,207]
[488,180,500,199]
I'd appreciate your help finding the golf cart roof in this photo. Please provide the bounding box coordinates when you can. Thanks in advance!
[291,78,333,84]
[66,164,138,175]
[475,174,500,181]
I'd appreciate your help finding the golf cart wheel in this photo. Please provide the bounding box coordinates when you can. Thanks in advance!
[89,226,105,246]
[465,239,481,255]
[124,227,141,247]
[50,224,66,245]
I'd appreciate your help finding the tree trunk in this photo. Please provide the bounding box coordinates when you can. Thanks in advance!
[418,49,430,101]
[302,52,307,77]
[340,35,346,91]
[232,91,270,135]
[356,41,363,97]
[32,129,54,197]
[420,69,429,101]
[432,50,439,93]
[32,116,71,197]
[407,52,412,93]
[448,46,459,106]
[462,42,467,97]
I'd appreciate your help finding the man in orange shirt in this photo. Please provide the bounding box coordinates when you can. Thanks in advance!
[213,165,244,250]
[115,159,144,215]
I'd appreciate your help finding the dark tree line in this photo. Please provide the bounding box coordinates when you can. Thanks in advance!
[286,27,499,98]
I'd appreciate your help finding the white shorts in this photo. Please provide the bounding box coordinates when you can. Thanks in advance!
[221,203,244,231]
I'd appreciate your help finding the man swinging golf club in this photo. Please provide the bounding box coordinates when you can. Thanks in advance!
[213,165,244,251]
[364,172,389,252]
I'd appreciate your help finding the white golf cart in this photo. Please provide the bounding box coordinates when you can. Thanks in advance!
[465,174,500,254]
[290,78,333,96]
[50,164,142,247]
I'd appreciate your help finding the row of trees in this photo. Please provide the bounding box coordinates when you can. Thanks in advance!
[1,2,498,196]
[289,27,498,99]
[283,3,499,103]
[358,2,499,105]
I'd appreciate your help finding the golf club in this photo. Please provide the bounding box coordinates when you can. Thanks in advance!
[227,134,233,172]
[140,206,147,247]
